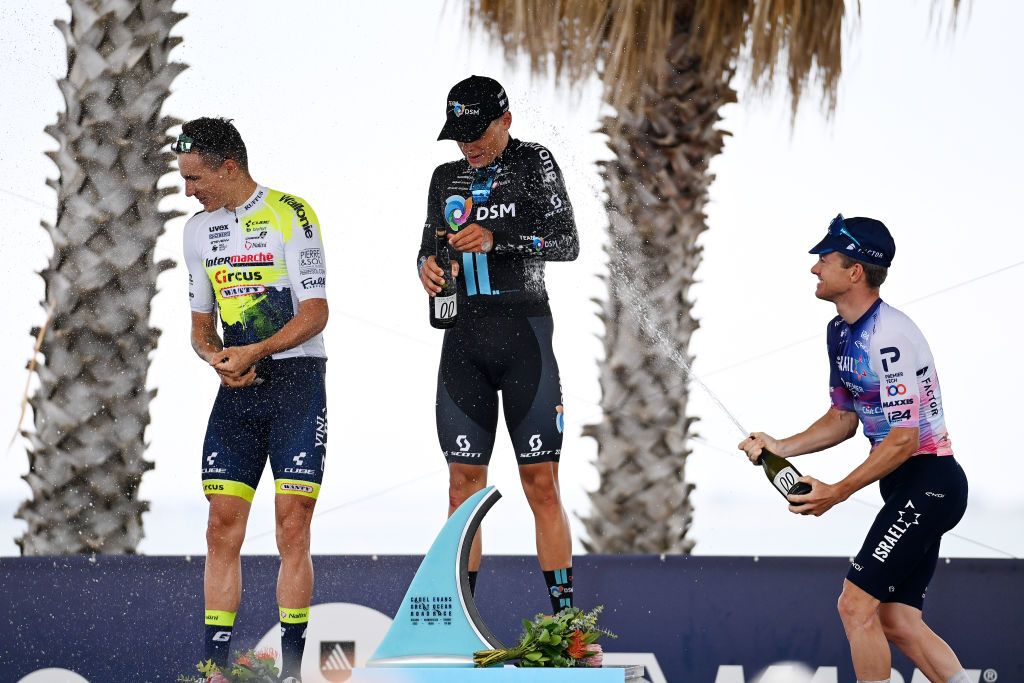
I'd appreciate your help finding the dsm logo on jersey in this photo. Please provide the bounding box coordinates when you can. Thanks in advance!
[475,203,516,221]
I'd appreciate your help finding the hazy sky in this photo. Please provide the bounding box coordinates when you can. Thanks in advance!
[0,0,1021,561]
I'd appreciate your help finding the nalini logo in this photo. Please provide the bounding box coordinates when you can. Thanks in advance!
[320,640,355,682]
[444,195,473,232]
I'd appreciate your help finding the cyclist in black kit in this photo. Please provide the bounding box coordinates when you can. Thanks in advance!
[418,75,579,613]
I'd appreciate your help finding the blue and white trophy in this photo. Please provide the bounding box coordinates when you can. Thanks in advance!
[357,486,643,681]
[368,486,503,667]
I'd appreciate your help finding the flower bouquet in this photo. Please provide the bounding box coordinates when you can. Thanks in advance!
[474,605,616,668]
[178,648,280,682]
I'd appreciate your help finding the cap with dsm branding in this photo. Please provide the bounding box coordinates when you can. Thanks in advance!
[437,75,509,143]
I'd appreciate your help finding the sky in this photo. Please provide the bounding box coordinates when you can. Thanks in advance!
[0,0,1021,561]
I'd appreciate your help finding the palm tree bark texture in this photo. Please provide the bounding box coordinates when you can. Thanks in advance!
[18,0,186,555]
[466,0,853,553]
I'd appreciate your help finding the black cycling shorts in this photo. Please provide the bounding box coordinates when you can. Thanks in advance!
[436,315,564,466]
[201,357,327,502]
[846,454,968,609]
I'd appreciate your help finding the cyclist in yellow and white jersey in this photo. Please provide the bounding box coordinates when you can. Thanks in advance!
[177,117,328,682]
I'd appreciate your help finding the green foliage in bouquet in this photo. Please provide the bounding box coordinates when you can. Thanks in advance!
[178,648,280,682]
[474,606,617,668]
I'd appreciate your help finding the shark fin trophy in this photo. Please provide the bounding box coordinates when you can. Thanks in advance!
[368,486,503,667]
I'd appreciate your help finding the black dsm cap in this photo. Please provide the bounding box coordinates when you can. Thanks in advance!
[437,75,509,143]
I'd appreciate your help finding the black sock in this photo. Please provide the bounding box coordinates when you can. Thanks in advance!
[204,609,235,669]
[468,570,479,596]
[543,567,573,613]
[280,606,309,679]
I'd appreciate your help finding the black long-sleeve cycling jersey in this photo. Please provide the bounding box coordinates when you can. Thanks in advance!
[417,137,579,318]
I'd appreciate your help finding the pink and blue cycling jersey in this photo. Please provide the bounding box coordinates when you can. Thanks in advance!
[827,299,954,456]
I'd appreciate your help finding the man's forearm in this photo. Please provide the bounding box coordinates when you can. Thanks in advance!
[779,409,859,457]
[835,430,918,500]
[192,330,223,363]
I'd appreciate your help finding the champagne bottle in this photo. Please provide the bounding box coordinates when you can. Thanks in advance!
[757,449,813,499]
[429,228,458,329]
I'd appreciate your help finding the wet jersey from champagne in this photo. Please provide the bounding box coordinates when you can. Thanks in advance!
[183,185,327,359]
[827,299,952,456]
[417,137,579,318]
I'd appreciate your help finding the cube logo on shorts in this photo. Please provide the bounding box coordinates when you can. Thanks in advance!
[320,640,355,681]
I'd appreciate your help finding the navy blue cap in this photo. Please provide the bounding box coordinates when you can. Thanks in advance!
[809,214,895,268]
[437,75,509,143]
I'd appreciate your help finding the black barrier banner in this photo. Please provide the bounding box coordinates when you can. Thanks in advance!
[1,556,1019,682]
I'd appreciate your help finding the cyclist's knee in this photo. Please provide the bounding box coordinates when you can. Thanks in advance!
[275,496,314,555]
[519,464,561,510]
[448,464,487,508]
[206,497,249,552]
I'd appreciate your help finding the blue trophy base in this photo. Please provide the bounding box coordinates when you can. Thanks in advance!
[351,666,641,682]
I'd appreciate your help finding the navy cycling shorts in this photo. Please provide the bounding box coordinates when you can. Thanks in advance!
[437,315,564,466]
[846,454,968,609]
[201,357,327,502]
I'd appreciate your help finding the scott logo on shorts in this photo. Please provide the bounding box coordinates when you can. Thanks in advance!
[450,435,483,459]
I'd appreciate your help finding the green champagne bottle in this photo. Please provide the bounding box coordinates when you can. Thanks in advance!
[429,228,458,329]
[757,449,813,499]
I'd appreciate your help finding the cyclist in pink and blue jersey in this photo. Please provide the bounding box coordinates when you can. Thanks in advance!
[739,215,970,683]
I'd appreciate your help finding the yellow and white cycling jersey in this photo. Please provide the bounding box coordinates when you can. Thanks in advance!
[183,185,327,359]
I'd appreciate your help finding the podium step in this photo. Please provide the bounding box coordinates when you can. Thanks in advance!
[351,664,647,681]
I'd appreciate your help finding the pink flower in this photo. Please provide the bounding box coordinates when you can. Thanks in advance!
[582,643,603,668]
[254,648,278,661]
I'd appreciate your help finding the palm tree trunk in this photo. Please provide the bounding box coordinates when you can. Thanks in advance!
[17,0,186,555]
[582,23,736,554]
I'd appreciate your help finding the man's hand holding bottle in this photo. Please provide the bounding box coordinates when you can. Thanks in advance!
[420,255,461,295]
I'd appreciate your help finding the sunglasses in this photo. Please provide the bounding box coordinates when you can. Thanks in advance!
[171,133,196,153]
[827,213,861,248]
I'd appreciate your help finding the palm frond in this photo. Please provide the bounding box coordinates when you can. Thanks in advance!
[469,0,858,116]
